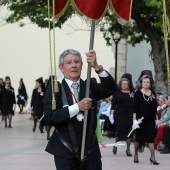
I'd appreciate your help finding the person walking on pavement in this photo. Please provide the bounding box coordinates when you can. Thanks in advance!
[0,79,16,128]
[111,74,134,156]
[132,75,159,165]
[43,49,117,170]
[31,77,44,133]
[17,78,28,113]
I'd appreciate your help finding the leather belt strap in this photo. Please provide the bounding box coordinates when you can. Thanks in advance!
[61,84,78,153]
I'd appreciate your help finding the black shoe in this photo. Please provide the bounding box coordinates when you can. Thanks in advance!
[40,129,44,133]
[150,158,159,165]
[138,146,144,153]
[47,136,50,140]
[5,124,7,128]
[126,150,132,157]
[39,127,44,133]
[134,155,139,163]
[33,126,36,132]
[8,125,12,128]
[113,146,117,155]
[160,148,170,154]
[134,159,139,163]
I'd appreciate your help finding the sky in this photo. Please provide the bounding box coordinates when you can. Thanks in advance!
[0,13,114,102]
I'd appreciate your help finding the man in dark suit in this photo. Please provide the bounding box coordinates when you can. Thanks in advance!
[43,49,117,170]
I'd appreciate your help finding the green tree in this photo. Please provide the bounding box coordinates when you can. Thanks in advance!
[3,0,170,94]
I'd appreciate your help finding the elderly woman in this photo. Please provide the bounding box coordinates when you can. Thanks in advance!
[100,97,112,136]
[157,95,167,119]
[154,96,170,147]
[111,74,134,156]
[132,75,159,165]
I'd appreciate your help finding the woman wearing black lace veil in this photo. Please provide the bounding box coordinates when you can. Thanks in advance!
[111,73,134,156]
[132,74,159,165]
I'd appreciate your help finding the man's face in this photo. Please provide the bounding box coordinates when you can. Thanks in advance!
[59,54,83,81]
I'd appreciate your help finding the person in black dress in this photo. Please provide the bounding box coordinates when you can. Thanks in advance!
[111,74,134,156]
[17,78,28,113]
[0,78,4,115]
[1,79,16,128]
[132,75,159,165]
[31,77,44,133]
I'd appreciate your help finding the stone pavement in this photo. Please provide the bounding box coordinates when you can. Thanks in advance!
[0,113,169,170]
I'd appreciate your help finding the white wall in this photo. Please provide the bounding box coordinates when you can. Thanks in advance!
[126,41,155,85]
[0,16,114,102]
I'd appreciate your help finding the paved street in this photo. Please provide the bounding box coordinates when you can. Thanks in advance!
[0,112,169,170]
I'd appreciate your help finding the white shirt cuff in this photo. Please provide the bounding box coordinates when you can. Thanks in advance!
[69,103,79,118]
[98,70,109,77]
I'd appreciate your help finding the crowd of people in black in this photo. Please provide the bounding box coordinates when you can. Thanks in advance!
[0,76,51,140]
[97,70,170,165]
[1,68,170,167]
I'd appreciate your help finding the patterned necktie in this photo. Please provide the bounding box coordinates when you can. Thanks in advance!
[71,82,79,102]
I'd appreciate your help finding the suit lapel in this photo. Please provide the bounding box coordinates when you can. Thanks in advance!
[79,79,86,101]
[62,79,73,105]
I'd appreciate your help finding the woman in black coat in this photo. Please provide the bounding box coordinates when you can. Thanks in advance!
[17,78,28,113]
[1,79,16,128]
[31,77,44,133]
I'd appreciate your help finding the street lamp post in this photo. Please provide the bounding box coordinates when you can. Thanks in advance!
[110,22,123,83]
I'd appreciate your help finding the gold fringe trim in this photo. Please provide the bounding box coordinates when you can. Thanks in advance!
[54,0,70,20]
[71,0,110,24]
[109,0,133,26]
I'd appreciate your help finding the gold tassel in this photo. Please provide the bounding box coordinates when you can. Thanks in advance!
[54,77,59,93]
[52,95,56,110]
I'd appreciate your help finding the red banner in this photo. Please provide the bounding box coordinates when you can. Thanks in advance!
[111,0,132,21]
[72,0,108,20]
[54,0,69,18]
[54,0,132,22]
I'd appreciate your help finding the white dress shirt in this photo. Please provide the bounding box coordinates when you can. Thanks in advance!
[65,70,109,118]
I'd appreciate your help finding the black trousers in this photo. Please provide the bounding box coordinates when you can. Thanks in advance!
[54,156,102,170]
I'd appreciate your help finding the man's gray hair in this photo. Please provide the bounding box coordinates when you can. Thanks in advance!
[59,49,82,65]
[159,95,166,102]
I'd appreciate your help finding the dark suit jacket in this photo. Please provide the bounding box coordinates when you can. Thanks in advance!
[43,73,117,161]
[31,89,44,117]
[1,87,16,115]
[17,85,28,105]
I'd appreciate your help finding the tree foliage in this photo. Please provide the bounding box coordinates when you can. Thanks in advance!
[2,0,170,93]
[4,0,170,46]
[5,0,74,28]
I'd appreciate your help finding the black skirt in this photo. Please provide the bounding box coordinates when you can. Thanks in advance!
[135,118,156,143]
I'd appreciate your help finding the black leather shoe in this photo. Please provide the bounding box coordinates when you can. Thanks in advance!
[5,124,7,128]
[9,125,12,128]
[113,146,117,155]
[33,126,36,132]
[160,148,170,154]
[134,159,139,163]
[126,150,132,157]
[150,158,159,165]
